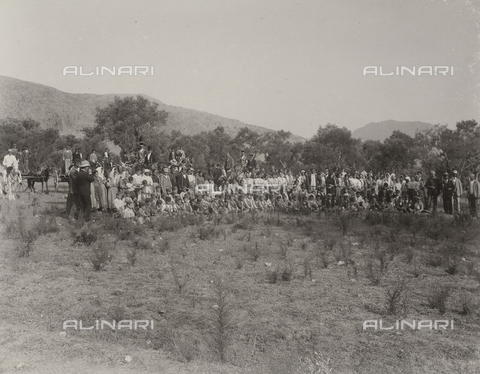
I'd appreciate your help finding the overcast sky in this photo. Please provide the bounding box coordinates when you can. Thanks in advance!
[1,0,479,138]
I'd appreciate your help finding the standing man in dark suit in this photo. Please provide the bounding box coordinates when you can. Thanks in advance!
[246,153,257,172]
[72,148,82,167]
[75,160,95,222]
[65,164,79,218]
[442,171,454,215]
[170,165,179,194]
[425,170,441,213]
[212,163,223,189]
[144,146,155,169]
[176,168,190,193]
[325,171,337,196]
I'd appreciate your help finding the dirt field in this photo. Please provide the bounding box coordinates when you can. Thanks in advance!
[1,184,479,373]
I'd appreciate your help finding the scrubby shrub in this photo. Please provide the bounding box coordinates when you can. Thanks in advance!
[234,256,244,270]
[246,242,260,261]
[266,267,279,284]
[427,285,451,315]
[280,262,295,281]
[303,256,313,280]
[34,216,59,236]
[209,279,235,362]
[233,217,253,231]
[126,247,138,267]
[169,259,189,293]
[157,216,182,232]
[17,228,39,257]
[74,229,98,246]
[279,242,288,259]
[90,242,113,271]
[336,211,354,236]
[108,305,126,321]
[334,241,354,265]
[198,225,221,241]
[384,279,409,315]
[158,238,170,253]
[315,247,329,269]
[132,237,151,250]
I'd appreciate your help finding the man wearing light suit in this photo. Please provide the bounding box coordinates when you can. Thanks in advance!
[466,173,479,219]
[451,169,463,214]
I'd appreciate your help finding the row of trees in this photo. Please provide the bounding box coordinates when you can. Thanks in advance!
[1,95,479,178]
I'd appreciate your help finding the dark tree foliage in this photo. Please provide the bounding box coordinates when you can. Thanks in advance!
[302,124,362,171]
[2,110,478,180]
[93,95,168,154]
[414,120,480,176]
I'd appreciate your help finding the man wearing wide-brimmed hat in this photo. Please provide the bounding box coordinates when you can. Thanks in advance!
[75,160,95,222]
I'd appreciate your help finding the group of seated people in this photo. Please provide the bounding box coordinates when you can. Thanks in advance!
[76,146,440,224]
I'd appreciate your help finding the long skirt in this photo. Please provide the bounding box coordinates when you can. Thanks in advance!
[93,181,107,209]
[108,186,118,209]
[91,183,98,209]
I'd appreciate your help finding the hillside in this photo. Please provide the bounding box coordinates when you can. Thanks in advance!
[352,120,434,141]
[0,76,303,142]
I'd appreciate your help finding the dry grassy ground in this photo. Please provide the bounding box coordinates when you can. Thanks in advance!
[0,186,479,373]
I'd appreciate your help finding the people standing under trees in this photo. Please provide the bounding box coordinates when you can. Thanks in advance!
[91,167,107,213]
[325,171,336,196]
[63,146,73,173]
[246,153,256,172]
[212,163,223,189]
[425,170,441,213]
[144,146,155,169]
[416,171,426,206]
[65,164,79,219]
[170,165,179,194]
[176,148,186,161]
[89,150,98,165]
[19,147,30,173]
[11,144,18,158]
[442,171,454,215]
[75,160,94,222]
[3,149,17,178]
[72,148,82,167]
[466,173,479,219]
[225,152,235,176]
[451,169,463,214]
[176,167,190,193]
[107,166,121,212]
[159,166,173,195]
[187,168,196,190]
[138,143,146,164]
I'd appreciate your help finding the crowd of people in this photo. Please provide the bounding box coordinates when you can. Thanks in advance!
[57,143,480,224]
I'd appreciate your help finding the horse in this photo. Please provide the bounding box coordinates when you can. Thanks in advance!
[27,164,50,193]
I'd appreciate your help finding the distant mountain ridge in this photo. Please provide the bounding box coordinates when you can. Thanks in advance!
[352,120,434,141]
[0,76,304,142]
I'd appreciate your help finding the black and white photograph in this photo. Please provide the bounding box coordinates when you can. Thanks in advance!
[0,0,479,373]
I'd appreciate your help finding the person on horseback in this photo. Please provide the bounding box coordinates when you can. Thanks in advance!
[3,149,18,177]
